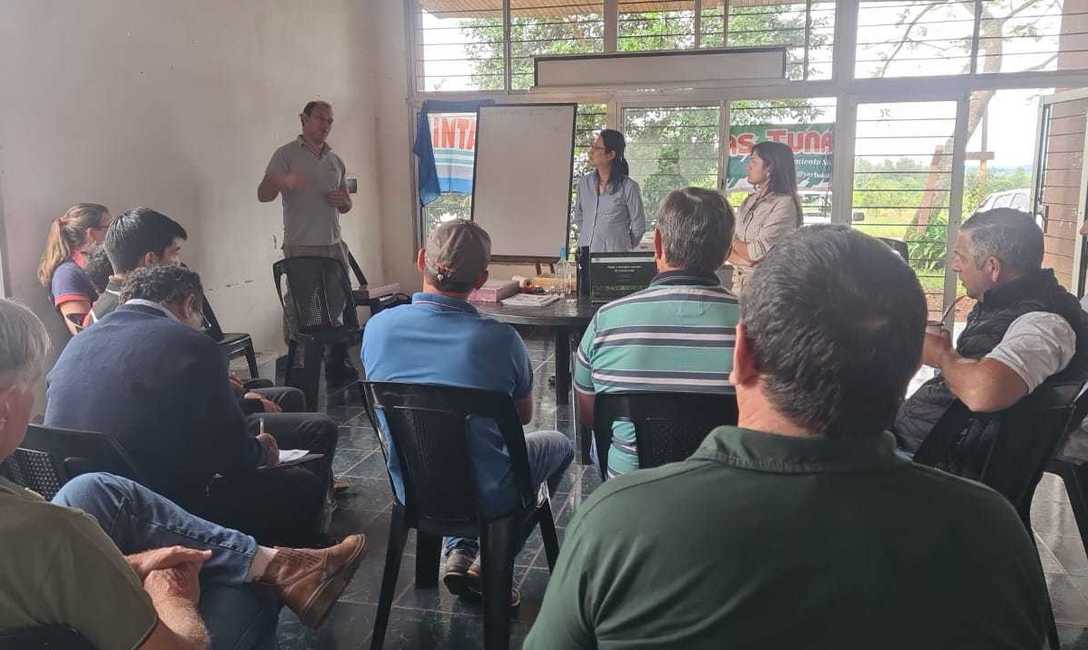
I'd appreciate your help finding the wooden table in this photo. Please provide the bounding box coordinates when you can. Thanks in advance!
[476,298,599,463]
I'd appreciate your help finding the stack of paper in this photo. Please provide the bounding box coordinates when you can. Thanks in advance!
[279,449,311,463]
[502,293,560,308]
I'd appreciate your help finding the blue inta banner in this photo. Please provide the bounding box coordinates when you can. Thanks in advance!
[430,113,476,194]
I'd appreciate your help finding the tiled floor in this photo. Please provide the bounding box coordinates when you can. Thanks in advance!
[263,332,1088,649]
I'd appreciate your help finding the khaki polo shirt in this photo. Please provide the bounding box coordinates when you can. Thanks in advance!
[265,136,347,246]
[0,478,157,648]
[525,426,1050,650]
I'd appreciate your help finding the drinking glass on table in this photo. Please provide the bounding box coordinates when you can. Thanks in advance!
[555,260,575,298]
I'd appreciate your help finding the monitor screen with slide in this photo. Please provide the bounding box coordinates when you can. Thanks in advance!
[471,103,576,259]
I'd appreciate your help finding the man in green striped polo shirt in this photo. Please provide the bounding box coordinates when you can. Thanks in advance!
[575,187,738,477]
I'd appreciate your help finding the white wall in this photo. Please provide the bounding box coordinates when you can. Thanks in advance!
[372,0,423,292]
[0,0,384,365]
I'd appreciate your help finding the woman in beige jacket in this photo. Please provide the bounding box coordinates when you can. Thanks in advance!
[729,140,803,292]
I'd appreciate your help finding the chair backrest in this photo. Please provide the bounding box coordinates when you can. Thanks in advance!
[593,391,739,480]
[347,250,369,288]
[1,448,66,500]
[0,625,96,649]
[363,382,535,536]
[11,424,145,500]
[273,256,359,336]
[200,289,226,342]
[877,237,910,264]
[915,376,1088,519]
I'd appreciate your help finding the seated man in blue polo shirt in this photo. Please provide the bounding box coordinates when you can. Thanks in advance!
[362,220,574,605]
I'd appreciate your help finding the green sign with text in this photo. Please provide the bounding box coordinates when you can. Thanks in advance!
[727,123,834,191]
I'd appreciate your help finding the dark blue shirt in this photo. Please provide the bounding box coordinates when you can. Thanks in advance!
[362,292,533,513]
[44,304,262,503]
[49,259,97,307]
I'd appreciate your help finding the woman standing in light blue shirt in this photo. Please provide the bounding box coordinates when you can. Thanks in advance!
[573,130,646,252]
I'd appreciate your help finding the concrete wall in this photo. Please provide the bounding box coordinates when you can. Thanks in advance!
[0,0,384,365]
[372,0,423,292]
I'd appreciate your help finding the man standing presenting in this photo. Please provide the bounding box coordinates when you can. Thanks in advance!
[259,100,358,385]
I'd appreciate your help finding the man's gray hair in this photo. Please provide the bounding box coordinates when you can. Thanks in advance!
[656,187,736,274]
[961,208,1044,273]
[0,299,51,386]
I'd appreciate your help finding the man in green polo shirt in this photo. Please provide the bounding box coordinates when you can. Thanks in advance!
[527,226,1051,649]
[575,187,738,477]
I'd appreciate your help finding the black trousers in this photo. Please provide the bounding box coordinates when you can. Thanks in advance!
[251,385,308,412]
[185,412,339,547]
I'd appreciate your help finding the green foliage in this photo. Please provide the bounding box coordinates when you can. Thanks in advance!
[905,211,949,274]
[618,10,696,51]
[962,166,1031,215]
[422,192,472,240]
[851,158,1030,278]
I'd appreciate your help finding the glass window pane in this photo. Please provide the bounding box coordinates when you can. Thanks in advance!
[416,1,504,91]
[700,0,726,47]
[420,105,608,249]
[618,1,698,51]
[855,0,976,78]
[421,112,478,241]
[727,0,836,80]
[570,104,610,252]
[727,98,836,225]
[977,0,1088,73]
[958,89,1053,316]
[623,105,721,246]
[512,1,605,90]
[853,101,960,321]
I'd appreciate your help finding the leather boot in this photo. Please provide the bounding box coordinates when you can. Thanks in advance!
[258,533,367,628]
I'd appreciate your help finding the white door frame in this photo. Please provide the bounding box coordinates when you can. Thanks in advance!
[1034,89,1088,296]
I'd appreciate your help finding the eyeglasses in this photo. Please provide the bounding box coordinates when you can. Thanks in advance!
[589,145,607,152]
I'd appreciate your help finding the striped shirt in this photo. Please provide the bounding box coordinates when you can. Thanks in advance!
[575,270,739,477]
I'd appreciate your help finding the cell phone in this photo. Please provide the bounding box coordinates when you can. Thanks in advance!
[345,176,358,194]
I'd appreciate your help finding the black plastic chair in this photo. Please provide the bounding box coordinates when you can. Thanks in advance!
[363,382,560,650]
[347,252,411,315]
[877,237,910,264]
[914,377,1088,524]
[1048,454,1088,546]
[912,378,1088,650]
[202,291,259,378]
[0,625,96,649]
[593,391,739,481]
[273,256,364,407]
[1045,390,1088,567]
[5,424,145,500]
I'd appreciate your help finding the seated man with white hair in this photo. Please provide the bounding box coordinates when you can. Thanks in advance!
[0,298,365,647]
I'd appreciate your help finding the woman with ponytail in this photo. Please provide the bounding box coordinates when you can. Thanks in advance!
[572,129,646,252]
[728,140,802,292]
[37,203,111,335]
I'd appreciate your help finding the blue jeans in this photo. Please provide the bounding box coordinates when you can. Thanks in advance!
[53,473,281,650]
[446,429,575,555]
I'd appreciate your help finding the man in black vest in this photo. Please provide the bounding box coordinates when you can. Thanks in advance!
[896,208,1088,461]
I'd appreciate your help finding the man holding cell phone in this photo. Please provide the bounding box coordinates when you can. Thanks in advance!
[259,99,362,385]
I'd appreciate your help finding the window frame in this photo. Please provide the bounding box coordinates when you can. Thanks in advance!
[405,0,1088,313]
